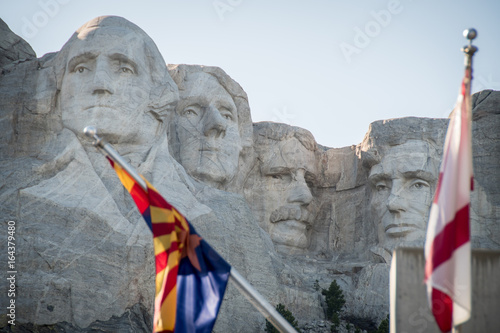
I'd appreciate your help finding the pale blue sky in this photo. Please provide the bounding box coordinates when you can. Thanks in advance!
[2,0,499,147]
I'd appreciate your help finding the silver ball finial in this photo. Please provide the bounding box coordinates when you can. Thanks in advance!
[83,126,97,139]
[83,126,106,148]
[463,28,477,40]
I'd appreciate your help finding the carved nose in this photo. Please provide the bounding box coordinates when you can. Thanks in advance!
[386,186,408,213]
[287,172,313,205]
[92,63,114,95]
[203,106,226,138]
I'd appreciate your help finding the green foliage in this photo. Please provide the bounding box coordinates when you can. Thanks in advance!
[374,314,389,333]
[322,280,346,321]
[331,312,340,326]
[265,303,300,333]
[314,279,320,291]
[330,313,340,333]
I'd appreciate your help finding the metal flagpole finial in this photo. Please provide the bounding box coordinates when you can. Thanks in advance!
[82,126,147,191]
[83,126,106,148]
[463,28,477,42]
[461,28,478,82]
[462,28,478,57]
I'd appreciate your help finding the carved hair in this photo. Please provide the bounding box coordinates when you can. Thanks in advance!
[253,121,318,152]
[359,117,448,169]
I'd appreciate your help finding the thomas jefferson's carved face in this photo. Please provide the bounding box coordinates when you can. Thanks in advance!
[60,27,159,145]
[173,72,242,186]
[369,141,439,251]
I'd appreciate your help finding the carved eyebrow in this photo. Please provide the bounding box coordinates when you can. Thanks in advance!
[67,52,97,72]
[108,53,138,74]
[368,173,391,184]
[218,99,236,113]
[219,106,236,118]
[183,103,202,109]
[401,170,435,182]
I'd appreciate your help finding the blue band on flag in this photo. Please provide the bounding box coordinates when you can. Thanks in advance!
[174,223,231,333]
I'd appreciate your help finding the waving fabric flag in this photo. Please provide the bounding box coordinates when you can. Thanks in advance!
[108,157,231,333]
[424,69,473,332]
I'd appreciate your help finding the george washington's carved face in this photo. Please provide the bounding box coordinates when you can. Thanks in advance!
[60,27,160,145]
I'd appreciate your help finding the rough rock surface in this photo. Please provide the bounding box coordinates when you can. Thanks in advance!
[0,20,36,69]
[470,90,500,250]
[1,16,499,333]
[166,64,253,192]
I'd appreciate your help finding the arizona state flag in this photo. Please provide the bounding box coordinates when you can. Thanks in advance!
[108,157,231,333]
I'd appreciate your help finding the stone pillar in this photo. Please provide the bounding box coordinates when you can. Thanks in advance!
[390,247,500,332]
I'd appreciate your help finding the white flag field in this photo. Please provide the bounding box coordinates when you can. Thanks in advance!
[424,69,473,332]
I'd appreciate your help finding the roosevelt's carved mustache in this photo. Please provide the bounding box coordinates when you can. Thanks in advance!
[270,205,312,224]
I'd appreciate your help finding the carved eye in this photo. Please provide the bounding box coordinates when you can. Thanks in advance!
[75,66,88,73]
[268,173,292,185]
[182,108,198,117]
[411,180,429,190]
[219,107,234,121]
[305,174,315,188]
[120,66,134,74]
[375,182,389,192]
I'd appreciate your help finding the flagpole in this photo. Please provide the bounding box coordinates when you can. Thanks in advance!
[461,28,477,181]
[83,126,148,190]
[461,28,477,121]
[461,28,477,78]
[83,126,298,333]
[230,268,299,333]
[450,28,477,333]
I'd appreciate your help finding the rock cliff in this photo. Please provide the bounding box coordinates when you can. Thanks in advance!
[1,16,498,333]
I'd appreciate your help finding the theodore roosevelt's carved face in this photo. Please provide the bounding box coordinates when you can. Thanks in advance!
[60,26,160,145]
[173,72,242,186]
[369,140,439,251]
[252,137,317,251]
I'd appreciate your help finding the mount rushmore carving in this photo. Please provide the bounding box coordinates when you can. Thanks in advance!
[1,16,498,332]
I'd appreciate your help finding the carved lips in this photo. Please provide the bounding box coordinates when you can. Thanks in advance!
[383,212,425,237]
[384,223,421,236]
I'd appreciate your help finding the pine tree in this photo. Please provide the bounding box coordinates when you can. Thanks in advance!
[314,279,320,291]
[330,313,340,333]
[322,280,346,321]
[375,314,389,333]
[265,303,300,333]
